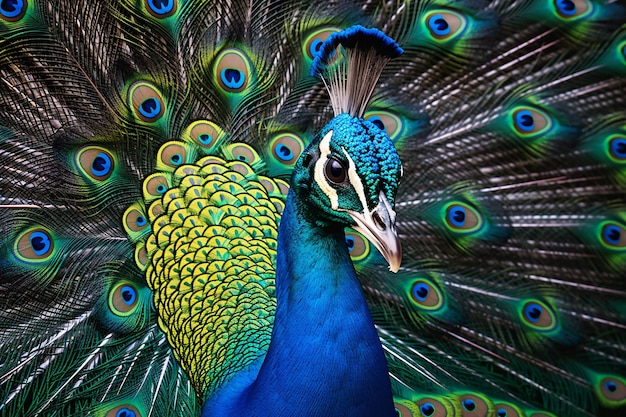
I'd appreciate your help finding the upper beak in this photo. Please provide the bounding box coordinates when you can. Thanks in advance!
[348,191,402,272]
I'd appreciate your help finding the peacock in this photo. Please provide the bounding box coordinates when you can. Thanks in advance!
[1,0,625,416]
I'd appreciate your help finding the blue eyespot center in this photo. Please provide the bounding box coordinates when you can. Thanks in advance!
[140,98,161,118]
[30,231,51,256]
[605,381,618,392]
[198,133,213,145]
[412,283,430,302]
[92,153,112,177]
[221,68,245,89]
[429,14,450,36]
[448,205,466,227]
[603,224,622,246]
[309,39,324,58]
[169,154,182,165]
[515,110,535,131]
[136,216,147,227]
[368,116,385,131]
[524,302,543,322]
[419,402,435,416]
[609,137,626,160]
[121,286,137,306]
[556,0,576,15]
[1,0,24,18]
[156,184,167,194]
[116,408,136,417]
[345,235,355,251]
[497,408,508,417]
[147,0,174,15]
[462,399,476,411]
[276,144,293,161]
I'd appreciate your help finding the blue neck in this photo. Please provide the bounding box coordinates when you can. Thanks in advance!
[202,191,395,417]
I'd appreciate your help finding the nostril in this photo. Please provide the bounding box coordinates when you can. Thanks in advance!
[372,211,386,231]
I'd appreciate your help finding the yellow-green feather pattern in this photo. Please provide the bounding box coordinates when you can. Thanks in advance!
[141,148,285,396]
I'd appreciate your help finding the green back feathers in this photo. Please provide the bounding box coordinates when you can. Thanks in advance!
[135,143,286,396]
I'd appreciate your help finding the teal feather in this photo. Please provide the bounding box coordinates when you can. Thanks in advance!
[402,0,499,64]
[1,1,626,416]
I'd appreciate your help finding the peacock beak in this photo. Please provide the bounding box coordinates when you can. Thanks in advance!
[348,191,402,273]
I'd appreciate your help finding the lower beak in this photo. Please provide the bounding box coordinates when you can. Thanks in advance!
[348,191,402,272]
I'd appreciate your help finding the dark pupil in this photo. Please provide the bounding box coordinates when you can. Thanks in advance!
[326,159,345,183]
[559,0,575,12]
[279,144,292,157]
[141,98,157,114]
[520,114,534,127]
[416,285,428,299]
[372,119,385,130]
[607,382,618,392]
[434,18,448,32]
[608,227,621,242]
[420,404,435,416]
[225,68,241,84]
[463,400,476,411]
[2,0,19,13]
[93,156,106,171]
[313,40,322,53]
[528,306,541,319]
[452,208,465,223]
[122,289,133,302]
[31,235,45,251]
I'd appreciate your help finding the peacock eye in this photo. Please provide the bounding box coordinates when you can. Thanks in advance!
[324,158,346,184]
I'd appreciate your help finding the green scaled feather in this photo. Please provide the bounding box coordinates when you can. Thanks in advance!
[131,138,287,398]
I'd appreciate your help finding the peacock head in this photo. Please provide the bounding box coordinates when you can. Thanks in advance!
[292,112,402,272]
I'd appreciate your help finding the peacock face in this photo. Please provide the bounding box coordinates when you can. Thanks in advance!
[293,113,402,271]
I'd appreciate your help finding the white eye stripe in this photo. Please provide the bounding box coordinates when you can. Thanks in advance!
[314,130,369,214]
[315,130,339,210]
[341,149,368,214]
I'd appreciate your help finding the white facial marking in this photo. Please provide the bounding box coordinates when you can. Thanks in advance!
[341,149,368,215]
[314,130,339,210]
